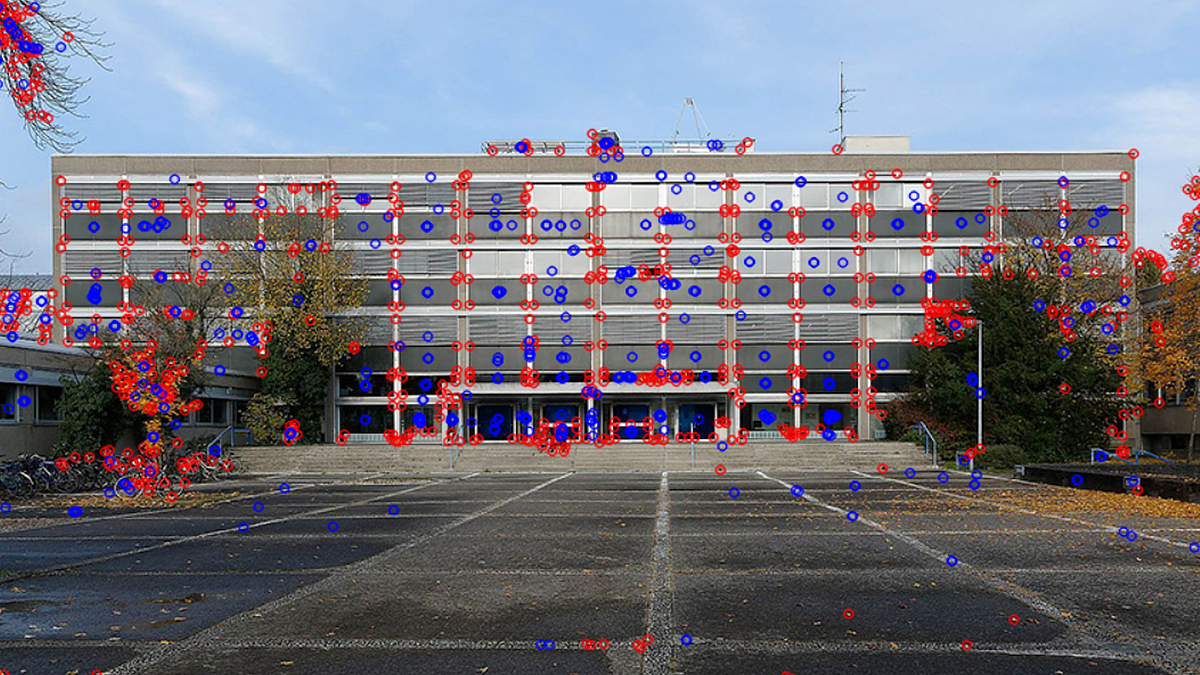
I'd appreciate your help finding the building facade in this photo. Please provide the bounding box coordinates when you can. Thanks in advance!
[49,145,1136,448]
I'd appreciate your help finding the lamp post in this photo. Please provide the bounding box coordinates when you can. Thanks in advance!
[973,320,982,474]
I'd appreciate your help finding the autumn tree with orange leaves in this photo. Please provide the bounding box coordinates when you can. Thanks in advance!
[1141,177,1200,462]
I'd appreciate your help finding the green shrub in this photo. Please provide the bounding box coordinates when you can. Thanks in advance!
[54,367,131,457]
[978,443,1027,470]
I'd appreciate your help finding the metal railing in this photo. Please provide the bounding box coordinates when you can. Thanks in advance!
[911,422,938,467]
[1094,446,1178,467]
[206,425,252,454]
[479,138,755,156]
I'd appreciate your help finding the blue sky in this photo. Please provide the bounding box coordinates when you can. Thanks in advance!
[1,0,1198,273]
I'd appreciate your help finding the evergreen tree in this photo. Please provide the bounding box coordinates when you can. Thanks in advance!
[905,272,1120,463]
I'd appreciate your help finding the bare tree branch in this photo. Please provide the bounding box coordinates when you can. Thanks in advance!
[1,1,111,153]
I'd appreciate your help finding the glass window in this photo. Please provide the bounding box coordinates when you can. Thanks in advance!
[470,250,499,276]
[562,185,590,211]
[531,250,561,273]
[899,315,926,339]
[666,184,698,210]
[630,185,658,210]
[744,402,791,430]
[403,406,437,431]
[798,183,829,209]
[559,251,590,275]
[934,210,990,237]
[765,250,792,275]
[868,249,898,275]
[0,383,16,422]
[830,250,857,274]
[195,398,231,426]
[762,183,792,210]
[898,249,926,274]
[601,212,634,238]
[873,183,903,208]
[867,315,902,342]
[740,250,765,276]
[37,386,64,423]
[932,248,961,273]
[695,183,725,209]
[339,405,391,435]
[675,212,722,238]
[528,185,563,211]
[497,251,526,276]
[338,375,391,397]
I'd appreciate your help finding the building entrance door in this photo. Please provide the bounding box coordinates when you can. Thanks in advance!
[610,402,650,440]
[541,403,580,442]
[678,403,715,438]
[476,404,514,441]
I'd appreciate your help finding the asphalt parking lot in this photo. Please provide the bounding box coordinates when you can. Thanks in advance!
[0,469,1198,675]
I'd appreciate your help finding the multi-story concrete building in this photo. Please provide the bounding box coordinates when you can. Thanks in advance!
[48,138,1135,448]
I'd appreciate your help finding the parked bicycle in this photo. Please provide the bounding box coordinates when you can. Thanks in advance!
[0,458,34,497]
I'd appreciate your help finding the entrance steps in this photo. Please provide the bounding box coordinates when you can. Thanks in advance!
[234,440,933,474]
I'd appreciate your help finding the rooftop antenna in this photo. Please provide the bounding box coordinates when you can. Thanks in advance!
[829,61,865,146]
[672,97,714,145]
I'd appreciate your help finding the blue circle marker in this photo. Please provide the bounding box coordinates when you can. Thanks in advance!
[1190,542,1199,553]
[328,521,339,532]
[681,634,693,645]
[847,511,859,522]
[729,487,739,499]
[849,480,861,492]
[0,502,10,514]
[68,505,83,518]
[937,472,949,483]
[1071,474,1083,486]
[946,555,958,567]
[279,482,290,494]
[238,522,250,533]
[253,501,264,513]
[905,468,916,479]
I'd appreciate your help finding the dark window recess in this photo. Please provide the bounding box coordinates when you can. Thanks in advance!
[339,405,391,435]
[195,398,231,426]
[0,383,16,421]
[37,386,64,422]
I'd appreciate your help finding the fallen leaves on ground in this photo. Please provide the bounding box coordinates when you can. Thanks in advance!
[19,491,243,510]
[886,485,1200,519]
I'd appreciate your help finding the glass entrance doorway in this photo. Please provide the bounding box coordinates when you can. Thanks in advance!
[541,402,581,442]
[609,402,650,440]
[475,403,515,441]
[678,403,716,439]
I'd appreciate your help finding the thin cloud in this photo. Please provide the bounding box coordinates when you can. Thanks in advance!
[1111,85,1200,161]
[148,0,336,91]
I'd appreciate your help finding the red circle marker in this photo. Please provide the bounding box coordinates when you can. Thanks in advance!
[715,465,726,476]
[877,463,888,474]
[843,608,854,619]
[1008,614,1020,625]
[961,640,973,651]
